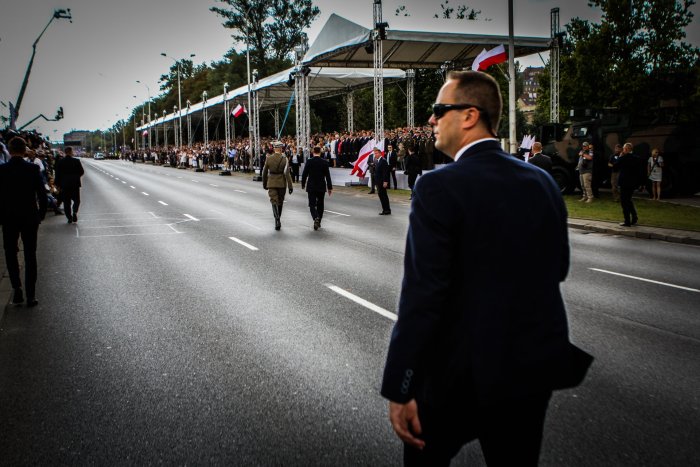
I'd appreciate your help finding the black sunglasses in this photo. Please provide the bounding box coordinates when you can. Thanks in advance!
[431,102,494,135]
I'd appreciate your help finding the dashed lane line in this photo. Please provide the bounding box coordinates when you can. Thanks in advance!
[228,236,259,251]
[141,192,150,196]
[326,210,350,217]
[183,214,199,221]
[130,186,136,189]
[589,268,700,293]
[158,201,168,206]
[325,284,397,322]
[234,189,246,194]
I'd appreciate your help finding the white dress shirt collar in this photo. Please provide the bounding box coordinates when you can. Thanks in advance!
[454,138,499,162]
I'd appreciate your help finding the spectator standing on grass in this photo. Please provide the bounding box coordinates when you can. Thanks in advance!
[608,144,622,202]
[404,143,422,200]
[577,142,594,203]
[0,137,47,307]
[648,148,664,201]
[614,142,640,227]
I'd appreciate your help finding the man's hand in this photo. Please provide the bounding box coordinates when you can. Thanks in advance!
[389,400,425,450]
[263,185,267,190]
[289,187,293,195]
[328,189,332,197]
[383,181,388,188]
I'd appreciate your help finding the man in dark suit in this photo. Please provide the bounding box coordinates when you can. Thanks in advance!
[387,144,399,189]
[301,146,333,230]
[55,146,84,224]
[528,141,553,174]
[381,71,592,466]
[374,147,391,215]
[0,137,47,307]
[613,142,640,226]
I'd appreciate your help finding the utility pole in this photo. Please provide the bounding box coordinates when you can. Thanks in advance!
[508,0,517,154]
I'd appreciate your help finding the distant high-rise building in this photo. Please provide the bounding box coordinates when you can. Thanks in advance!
[520,67,543,107]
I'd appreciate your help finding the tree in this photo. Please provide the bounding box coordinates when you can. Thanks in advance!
[210,0,320,76]
[434,1,485,20]
[537,0,700,123]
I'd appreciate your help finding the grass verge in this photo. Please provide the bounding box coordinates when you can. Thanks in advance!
[565,193,700,232]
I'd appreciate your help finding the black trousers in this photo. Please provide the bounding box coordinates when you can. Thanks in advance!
[291,164,300,182]
[62,187,81,220]
[307,191,326,221]
[404,392,552,467]
[390,169,398,189]
[378,186,391,213]
[2,222,39,298]
[620,186,638,224]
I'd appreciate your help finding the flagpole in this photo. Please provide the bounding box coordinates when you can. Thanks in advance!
[508,0,517,155]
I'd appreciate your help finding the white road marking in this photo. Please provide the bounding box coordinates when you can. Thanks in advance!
[158,201,168,206]
[228,236,259,251]
[589,268,700,293]
[121,181,127,184]
[183,214,199,221]
[148,212,158,218]
[177,176,183,179]
[130,185,136,189]
[141,192,149,196]
[209,184,219,187]
[234,189,246,193]
[325,210,350,217]
[191,180,199,183]
[325,284,397,321]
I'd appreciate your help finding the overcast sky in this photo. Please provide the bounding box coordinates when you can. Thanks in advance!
[1,0,698,139]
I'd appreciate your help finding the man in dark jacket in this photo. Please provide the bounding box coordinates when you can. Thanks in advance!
[614,142,640,226]
[374,147,391,215]
[301,146,333,230]
[55,146,84,223]
[528,142,553,174]
[381,71,592,466]
[387,144,399,189]
[0,137,47,307]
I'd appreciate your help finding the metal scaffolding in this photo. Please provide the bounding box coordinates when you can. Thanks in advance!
[173,106,179,148]
[186,100,192,147]
[202,91,209,148]
[406,69,415,128]
[251,72,260,164]
[373,0,384,143]
[223,83,230,154]
[294,47,310,159]
[550,7,560,123]
[274,105,280,138]
[346,90,354,133]
[163,111,168,148]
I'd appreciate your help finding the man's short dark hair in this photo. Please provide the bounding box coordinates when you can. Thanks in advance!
[8,137,27,155]
[446,70,502,134]
[313,146,321,154]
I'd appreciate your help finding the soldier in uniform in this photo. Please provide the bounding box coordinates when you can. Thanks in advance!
[262,140,293,230]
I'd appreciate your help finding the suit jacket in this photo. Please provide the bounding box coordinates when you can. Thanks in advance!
[614,152,641,189]
[529,153,553,174]
[0,157,47,225]
[387,150,398,169]
[374,156,390,184]
[262,152,292,189]
[55,156,84,190]
[301,156,333,192]
[381,140,591,407]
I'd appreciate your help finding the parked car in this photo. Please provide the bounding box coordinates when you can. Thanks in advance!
[93,152,105,160]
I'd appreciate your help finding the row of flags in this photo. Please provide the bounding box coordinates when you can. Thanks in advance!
[139,105,247,137]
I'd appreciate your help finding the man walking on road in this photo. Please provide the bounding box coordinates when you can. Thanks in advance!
[0,137,47,307]
[55,146,84,224]
[381,71,592,466]
[262,141,293,231]
[301,146,333,230]
[374,147,391,215]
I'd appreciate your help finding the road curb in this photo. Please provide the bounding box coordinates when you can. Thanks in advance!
[567,219,700,246]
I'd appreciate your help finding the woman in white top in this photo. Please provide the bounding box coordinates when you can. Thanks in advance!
[647,148,664,200]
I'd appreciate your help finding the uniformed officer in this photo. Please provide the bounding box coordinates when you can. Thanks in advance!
[262,141,293,230]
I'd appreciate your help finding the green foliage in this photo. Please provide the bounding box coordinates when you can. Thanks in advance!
[433,1,485,20]
[210,0,320,77]
[537,0,700,123]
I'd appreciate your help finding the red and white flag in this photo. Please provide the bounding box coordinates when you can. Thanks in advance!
[232,104,246,118]
[142,130,148,137]
[471,45,507,71]
[350,139,384,178]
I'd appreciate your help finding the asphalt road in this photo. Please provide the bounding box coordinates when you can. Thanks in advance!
[1,160,698,465]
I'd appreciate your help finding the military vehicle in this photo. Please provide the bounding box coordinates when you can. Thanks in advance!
[539,109,700,196]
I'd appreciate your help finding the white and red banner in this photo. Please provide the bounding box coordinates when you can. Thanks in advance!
[520,134,535,161]
[350,139,384,178]
[232,104,246,118]
[471,45,507,71]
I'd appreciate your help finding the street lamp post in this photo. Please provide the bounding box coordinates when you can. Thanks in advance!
[186,100,192,148]
[221,82,231,175]
[161,53,195,150]
[173,106,179,148]
[136,80,152,150]
[163,110,168,149]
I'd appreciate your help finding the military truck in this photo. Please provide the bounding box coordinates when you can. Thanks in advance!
[539,110,700,196]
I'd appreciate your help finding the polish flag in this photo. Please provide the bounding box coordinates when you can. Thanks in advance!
[350,139,384,178]
[142,130,148,137]
[232,104,246,118]
[471,45,507,71]
[520,134,535,161]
